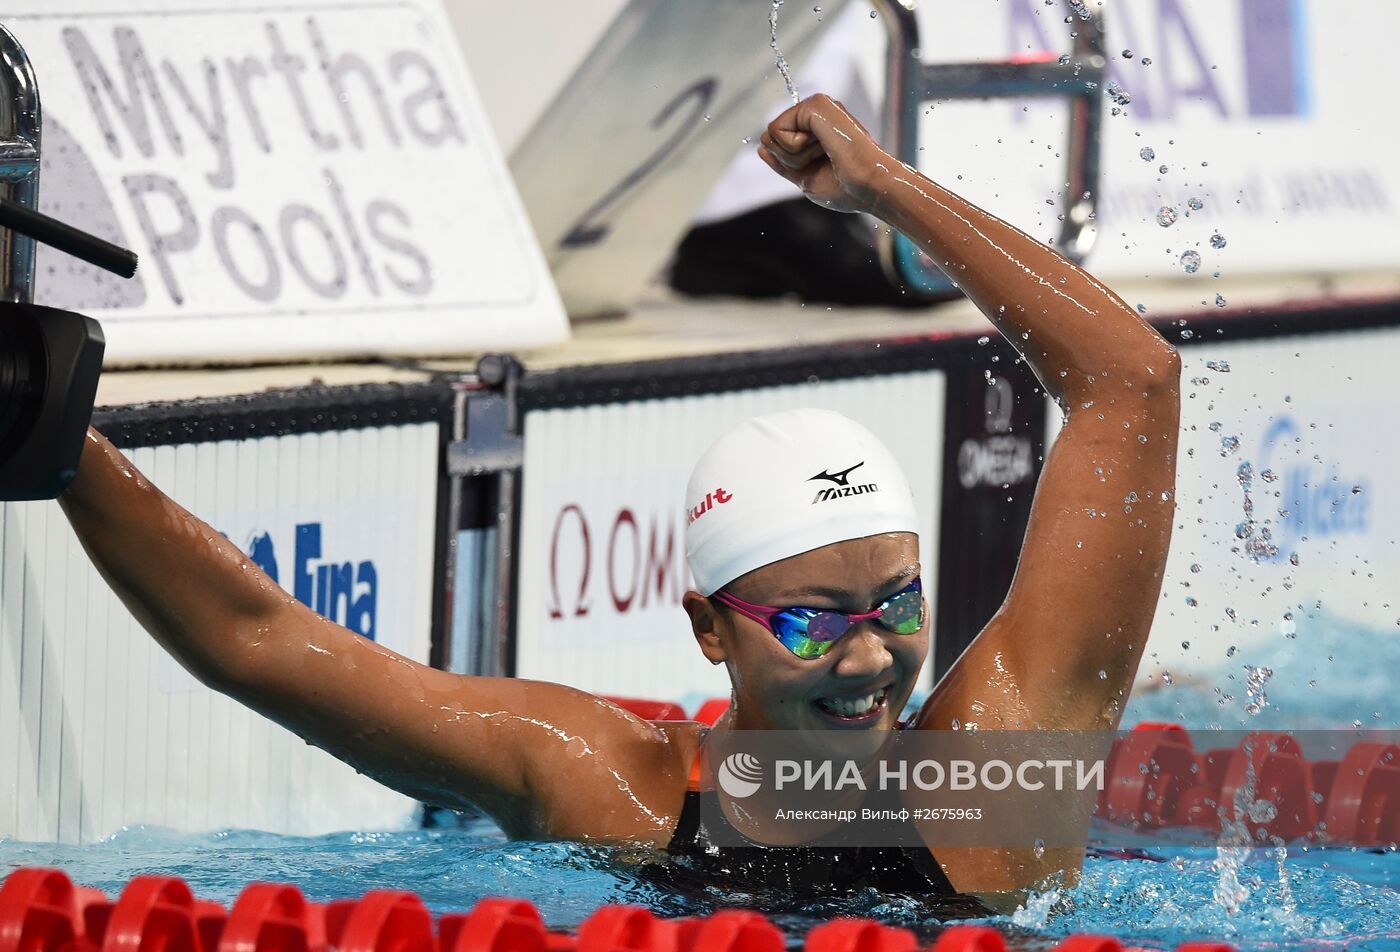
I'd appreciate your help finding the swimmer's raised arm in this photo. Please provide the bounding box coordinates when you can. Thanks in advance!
[59,429,694,842]
[760,96,1179,894]
[759,95,1179,729]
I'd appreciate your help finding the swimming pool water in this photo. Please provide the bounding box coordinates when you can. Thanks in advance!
[2,611,1397,950]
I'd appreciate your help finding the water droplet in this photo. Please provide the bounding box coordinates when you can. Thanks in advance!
[1219,435,1240,455]
[1180,249,1202,272]
[977,335,990,345]
[1185,595,1197,607]
[1139,146,1155,161]
[1205,359,1230,372]
[1121,49,1133,58]
[1181,640,1191,649]
[1187,196,1204,211]
[812,3,821,10]
[1226,645,1237,658]
[1161,671,1174,685]
[1135,303,1148,314]
[869,8,878,16]
[1156,206,1178,227]
[1141,57,1152,66]
[1289,552,1300,566]
[1248,798,1277,822]
[1058,53,1072,65]
[1106,82,1131,106]
[1215,293,1227,307]
[1033,838,1046,859]
[1180,328,1195,339]
[1210,232,1227,249]
[1067,0,1092,19]
[1351,485,1363,495]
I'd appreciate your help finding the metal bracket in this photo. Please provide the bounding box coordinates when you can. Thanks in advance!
[0,24,41,305]
[445,355,524,477]
[872,0,1106,295]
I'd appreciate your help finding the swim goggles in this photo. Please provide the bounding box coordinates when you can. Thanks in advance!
[710,579,924,660]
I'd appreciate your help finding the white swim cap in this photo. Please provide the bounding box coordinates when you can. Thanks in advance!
[684,408,920,595]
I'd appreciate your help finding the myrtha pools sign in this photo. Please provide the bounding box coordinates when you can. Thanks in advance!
[4,0,567,363]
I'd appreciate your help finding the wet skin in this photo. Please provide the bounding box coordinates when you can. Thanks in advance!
[60,94,1179,902]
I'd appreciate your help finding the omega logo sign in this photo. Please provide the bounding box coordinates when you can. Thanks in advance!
[547,503,689,619]
[957,376,1034,490]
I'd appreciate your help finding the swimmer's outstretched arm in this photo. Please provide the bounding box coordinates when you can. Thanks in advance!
[59,430,694,842]
[760,96,1180,893]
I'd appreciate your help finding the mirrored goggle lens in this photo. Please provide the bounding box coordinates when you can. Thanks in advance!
[877,589,924,635]
[772,610,848,659]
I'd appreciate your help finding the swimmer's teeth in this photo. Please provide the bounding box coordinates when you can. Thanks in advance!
[819,688,887,718]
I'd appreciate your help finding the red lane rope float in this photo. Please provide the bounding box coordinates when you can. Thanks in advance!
[439,898,549,952]
[804,918,920,952]
[0,865,1265,952]
[101,877,203,952]
[1095,724,1400,847]
[927,926,1008,952]
[219,884,319,952]
[1320,742,1400,845]
[324,892,434,952]
[0,867,92,952]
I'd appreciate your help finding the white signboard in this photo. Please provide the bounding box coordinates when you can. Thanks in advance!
[878,0,1400,281]
[3,0,568,365]
[516,374,945,707]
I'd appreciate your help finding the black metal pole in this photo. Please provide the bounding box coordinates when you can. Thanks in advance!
[0,196,138,279]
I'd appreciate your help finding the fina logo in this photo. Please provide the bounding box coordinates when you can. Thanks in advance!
[243,522,379,639]
[1257,416,1370,556]
[716,752,765,799]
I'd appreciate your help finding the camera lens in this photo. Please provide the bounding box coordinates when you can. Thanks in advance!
[0,316,38,457]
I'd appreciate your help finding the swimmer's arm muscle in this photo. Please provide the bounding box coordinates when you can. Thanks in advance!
[59,430,689,840]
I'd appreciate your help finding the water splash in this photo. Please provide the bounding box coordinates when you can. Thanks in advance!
[1234,460,1279,562]
[769,0,799,103]
[1244,665,1274,715]
[1213,738,1259,915]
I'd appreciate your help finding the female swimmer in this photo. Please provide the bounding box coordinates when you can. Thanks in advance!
[59,95,1180,904]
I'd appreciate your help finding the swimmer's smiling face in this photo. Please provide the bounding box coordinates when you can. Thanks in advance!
[683,531,926,732]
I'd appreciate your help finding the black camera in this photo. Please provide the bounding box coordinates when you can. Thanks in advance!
[0,303,105,500]
[0,194,136,501]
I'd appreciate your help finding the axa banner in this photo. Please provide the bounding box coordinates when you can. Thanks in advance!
[2,1,567,365]
[880,0,1400,280]
[516,374,945,702]
[1127,329,1400,691]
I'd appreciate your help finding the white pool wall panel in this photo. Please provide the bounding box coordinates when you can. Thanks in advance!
[0,423,439,844]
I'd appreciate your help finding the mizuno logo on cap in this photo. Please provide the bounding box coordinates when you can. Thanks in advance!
[811,483,880,504]
[808,462,865,486]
